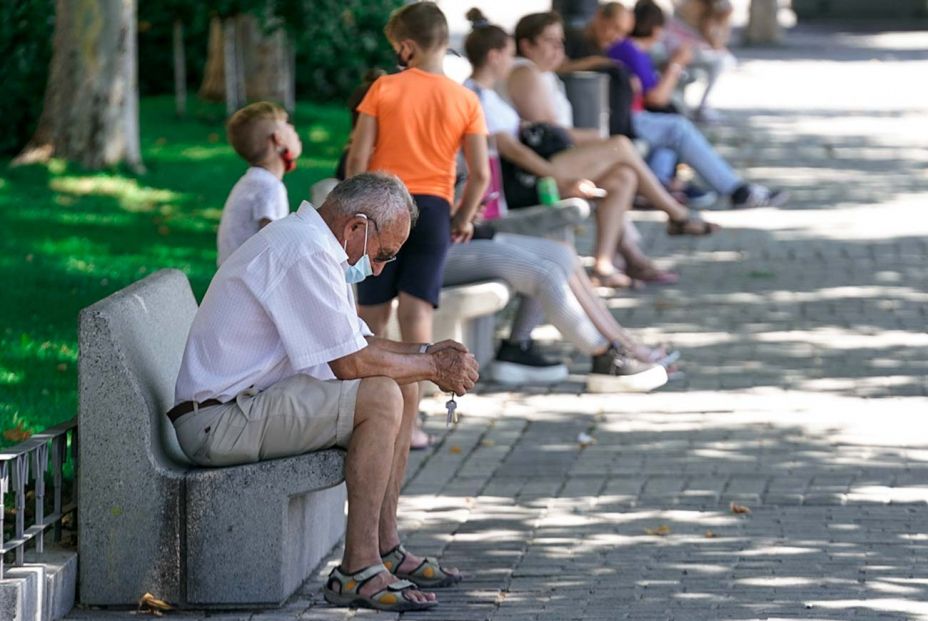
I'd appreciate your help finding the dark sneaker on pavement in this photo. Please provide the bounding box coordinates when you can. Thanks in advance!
[730,184,790,209]
[491,340,569,385]
[682,184,718,209]
[587,346,668,393]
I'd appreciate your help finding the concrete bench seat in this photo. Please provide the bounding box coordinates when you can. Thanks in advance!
[385,279,512,369]
[488,197,591,244]
[78,269,347,608]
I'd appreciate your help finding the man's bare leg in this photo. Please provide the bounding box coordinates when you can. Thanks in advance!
[397,292,434,448]
[378,381,460,585]
[359,301,393,337]
[341,376,433,605]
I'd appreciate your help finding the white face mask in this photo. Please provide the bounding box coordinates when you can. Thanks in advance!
[343,216,374,284]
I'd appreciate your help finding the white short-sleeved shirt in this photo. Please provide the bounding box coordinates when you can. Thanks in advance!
[216,167,290,266]
[464,79,521,138]
[175,201,372,405]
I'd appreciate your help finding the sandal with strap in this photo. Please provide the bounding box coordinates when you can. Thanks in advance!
[382,543,463,588]
[624,263,680,285]
[323,563,437,612]
[667,217,719,236]
[590,269,642,290]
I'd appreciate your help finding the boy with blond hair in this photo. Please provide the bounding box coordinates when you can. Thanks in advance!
[216,101,303,265]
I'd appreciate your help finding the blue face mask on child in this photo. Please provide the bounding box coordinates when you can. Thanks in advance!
[343,215,374,284]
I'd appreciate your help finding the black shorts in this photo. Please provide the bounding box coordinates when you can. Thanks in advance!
[356,194,451,308]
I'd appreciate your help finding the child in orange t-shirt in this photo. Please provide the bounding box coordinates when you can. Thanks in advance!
[345,1,489,363]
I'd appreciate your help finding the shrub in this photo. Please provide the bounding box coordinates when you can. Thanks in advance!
[282,0,402,102]
[0,0,54,156]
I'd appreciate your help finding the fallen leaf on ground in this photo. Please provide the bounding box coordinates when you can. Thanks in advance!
[449,445,462,454]
[704,530,716,538]
[730,501,752,514]
[645,524,672,536]
[3,424,32,443]
[138,592,174,616]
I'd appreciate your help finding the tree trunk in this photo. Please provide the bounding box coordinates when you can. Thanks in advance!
[745,0,781,44]
[223,16,247,116]
[173,19,186,117]
[14,0,143,170]
[199,12,295,114]
[240,14,295,112]
[199,16,225,102]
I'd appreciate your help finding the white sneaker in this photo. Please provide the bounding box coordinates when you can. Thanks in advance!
[731,184,790,209]
[587,346,669,393]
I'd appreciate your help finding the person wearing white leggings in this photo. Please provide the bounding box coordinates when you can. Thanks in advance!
[444,230,670,393]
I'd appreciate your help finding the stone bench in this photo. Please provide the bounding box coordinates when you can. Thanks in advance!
[78,269,346,608]
[384,279,511,368]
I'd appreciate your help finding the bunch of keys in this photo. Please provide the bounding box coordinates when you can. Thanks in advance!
[445,394,459,428]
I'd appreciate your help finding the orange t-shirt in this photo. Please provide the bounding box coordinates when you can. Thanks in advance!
[356,68,487,204]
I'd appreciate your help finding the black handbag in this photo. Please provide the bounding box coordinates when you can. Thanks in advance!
[500,123,574,208]
[518,122,574,159]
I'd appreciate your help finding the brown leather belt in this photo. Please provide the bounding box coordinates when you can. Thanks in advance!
[166,399,222,423]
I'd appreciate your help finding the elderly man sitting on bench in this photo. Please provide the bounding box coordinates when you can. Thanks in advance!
[169,172,478,613]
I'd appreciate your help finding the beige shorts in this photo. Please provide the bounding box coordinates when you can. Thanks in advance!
[173,374,360,467]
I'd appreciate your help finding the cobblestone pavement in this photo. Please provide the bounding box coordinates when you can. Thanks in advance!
[68,21,928,621]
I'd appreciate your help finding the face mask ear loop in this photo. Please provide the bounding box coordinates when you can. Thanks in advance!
[344,216,369,260]
[362,219,369,256]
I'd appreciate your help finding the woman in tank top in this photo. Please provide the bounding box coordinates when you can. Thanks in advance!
[503,11,719,286]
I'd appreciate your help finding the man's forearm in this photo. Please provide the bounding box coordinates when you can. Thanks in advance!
[329,341,435,385]
[365,335,425,356]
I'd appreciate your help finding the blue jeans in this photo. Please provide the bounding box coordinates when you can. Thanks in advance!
[633,111,742,195]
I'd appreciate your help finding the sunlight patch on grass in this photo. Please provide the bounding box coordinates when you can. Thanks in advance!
[0,367,24,385]
[50,175,184,213]
[8,334,78,363]
[307,126,332,143]
[15,209,138,227]
[176,145,233,161]
[34,236,109,259]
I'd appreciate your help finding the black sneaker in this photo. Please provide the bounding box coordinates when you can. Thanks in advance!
[587,346,668,393]
[490,340,569,385]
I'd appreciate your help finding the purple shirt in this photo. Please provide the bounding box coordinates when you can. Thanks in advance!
[607,38,659,106]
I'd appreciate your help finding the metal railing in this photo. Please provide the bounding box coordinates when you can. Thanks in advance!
[0,418,77,579]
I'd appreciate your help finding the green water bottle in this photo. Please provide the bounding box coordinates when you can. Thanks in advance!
[537,176,560,206]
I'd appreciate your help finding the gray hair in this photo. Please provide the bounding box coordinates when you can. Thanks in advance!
[322,172,418,227]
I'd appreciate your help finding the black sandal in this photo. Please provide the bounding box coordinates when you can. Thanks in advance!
[667,217,719,236]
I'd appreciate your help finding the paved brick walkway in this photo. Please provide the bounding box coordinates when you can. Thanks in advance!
[68,21,928,621]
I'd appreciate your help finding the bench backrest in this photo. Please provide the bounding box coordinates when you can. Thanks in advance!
[78,269,197,469]
[78,269,200,604]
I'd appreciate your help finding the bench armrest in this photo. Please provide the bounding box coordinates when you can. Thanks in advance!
[490,198,591,238]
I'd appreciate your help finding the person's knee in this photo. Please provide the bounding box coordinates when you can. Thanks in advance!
[542,240,578,275]
[355,376,403,431]
[667,115,696,141]
[397,295,432,322]
[607,134,634,154]
[599,167,636,196]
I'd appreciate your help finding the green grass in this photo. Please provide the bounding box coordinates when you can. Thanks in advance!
[0,96,350,445]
